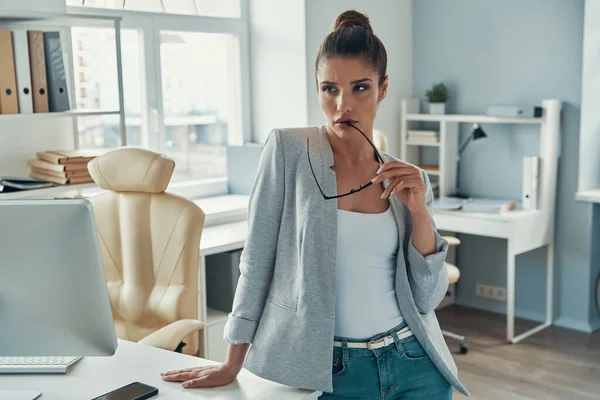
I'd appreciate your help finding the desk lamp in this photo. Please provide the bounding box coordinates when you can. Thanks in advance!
[455,124,488,198]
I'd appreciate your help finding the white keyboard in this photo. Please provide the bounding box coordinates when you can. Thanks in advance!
[0,356,81,374]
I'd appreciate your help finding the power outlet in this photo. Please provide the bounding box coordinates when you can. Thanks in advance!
[476,284,506,301]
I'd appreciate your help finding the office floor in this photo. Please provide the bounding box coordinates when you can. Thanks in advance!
[437,306,600,400]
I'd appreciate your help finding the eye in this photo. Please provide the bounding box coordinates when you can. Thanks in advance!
[321,85,337,93]
[354,84,369,92]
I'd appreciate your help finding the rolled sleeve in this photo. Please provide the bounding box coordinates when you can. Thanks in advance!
[223,314,259,344]
[407,231,449,276]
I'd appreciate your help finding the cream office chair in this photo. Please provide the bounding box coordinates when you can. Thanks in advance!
[87,148,206,356]
[441,236,469,354]
[373,129,389,152]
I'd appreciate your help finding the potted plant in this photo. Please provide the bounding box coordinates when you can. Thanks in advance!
[425,82,448,115]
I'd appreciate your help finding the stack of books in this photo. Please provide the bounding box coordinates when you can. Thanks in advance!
[27,149,105,185]
[407,130,439,143]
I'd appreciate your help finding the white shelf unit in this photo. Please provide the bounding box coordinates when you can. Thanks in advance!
[400,99,555,202]
[0,109,120,121]
[0,12,126,147]
[0,11,126,200]
[401,99,562,344]
[400,99,459,198]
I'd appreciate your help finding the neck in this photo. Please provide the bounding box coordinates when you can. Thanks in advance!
[326,124,376,164]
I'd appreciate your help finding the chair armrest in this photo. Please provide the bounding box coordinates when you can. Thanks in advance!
[138,319,205,352]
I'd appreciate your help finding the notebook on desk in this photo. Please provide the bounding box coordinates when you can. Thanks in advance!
[433,197,517,213]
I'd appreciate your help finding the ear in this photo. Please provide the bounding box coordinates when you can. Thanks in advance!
[378,75,389,103]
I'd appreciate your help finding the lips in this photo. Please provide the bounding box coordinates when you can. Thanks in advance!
[335,118,357,125]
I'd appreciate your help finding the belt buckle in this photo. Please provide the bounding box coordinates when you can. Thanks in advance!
[366,338,383,350]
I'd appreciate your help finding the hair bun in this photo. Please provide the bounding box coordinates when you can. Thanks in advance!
[333,10,373,35]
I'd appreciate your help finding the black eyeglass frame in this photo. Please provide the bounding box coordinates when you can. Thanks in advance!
[307,123,386,200]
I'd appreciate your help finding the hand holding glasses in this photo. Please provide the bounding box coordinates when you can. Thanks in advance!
[308,122,428,215]
[307,122,385,200]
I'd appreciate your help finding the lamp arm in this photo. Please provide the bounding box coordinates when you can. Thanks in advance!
[458,134,473,158]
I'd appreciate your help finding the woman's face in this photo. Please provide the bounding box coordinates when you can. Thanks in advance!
[317,57,388,137]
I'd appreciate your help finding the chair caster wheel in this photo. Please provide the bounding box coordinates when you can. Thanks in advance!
[459,343,469,354]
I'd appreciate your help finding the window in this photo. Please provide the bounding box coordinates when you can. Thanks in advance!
[66,0,240,18]
[67,1,249,189]
[159,31,241,181]
[71,27,144,149]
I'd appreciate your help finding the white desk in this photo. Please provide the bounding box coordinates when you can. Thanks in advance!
[197,221,248,361]
[0,340,320,399]
[434,209,554,344]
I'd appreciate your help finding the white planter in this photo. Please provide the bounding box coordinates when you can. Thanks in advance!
[429,103,446,115]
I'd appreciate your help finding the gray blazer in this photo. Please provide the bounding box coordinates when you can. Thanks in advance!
[223,126,469,396]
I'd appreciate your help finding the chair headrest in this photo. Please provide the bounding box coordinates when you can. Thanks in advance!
[88,147,175,193]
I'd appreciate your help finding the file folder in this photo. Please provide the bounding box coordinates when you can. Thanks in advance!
[27,30,49,113]
[43,31,70,112]
[12,30,34,114]
[0,30,19,114]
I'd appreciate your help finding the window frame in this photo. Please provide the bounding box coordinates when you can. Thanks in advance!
[67,3,251,198]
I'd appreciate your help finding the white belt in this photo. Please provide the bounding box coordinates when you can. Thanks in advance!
[334,326,413,350]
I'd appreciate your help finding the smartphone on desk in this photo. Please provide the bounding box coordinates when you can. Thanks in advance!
[90,382,158,400]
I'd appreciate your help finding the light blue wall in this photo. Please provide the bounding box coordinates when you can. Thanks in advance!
[414,0,594,331]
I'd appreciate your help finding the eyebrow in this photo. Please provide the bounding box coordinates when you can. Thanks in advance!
[320,78,373,85]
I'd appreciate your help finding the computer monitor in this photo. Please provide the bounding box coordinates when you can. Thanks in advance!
[0,198,117,357]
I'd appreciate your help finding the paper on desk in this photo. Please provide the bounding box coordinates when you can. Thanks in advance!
[432,197,469,211]
[432,197,518,213]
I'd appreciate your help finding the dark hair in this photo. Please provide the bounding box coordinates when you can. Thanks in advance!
[315,10,388,86]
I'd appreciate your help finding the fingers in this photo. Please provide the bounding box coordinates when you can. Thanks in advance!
[162,372,197,382]
[161,367,199,376]
[372,169,416,185]
[376,160,414,174]
[182,375,211,388]
[372,162,421,185]
[382,177,423,199]
[161,366,216,382]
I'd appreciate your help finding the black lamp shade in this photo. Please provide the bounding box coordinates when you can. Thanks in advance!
[472,124,488,141]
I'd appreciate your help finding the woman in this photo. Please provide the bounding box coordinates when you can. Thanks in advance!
[161,10,468,399]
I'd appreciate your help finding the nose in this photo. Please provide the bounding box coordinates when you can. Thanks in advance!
[336,91,352,114]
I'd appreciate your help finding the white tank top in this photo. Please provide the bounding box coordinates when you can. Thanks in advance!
[334,207,404,339]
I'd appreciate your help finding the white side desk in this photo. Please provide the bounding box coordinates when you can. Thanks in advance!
[0,339,320,399]
[434,208,554,344]
[198,220,248,361]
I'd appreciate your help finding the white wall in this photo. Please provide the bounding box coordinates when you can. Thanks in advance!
[577,0,600,192]
[0,0,72,178]
[249,0,308,143]
[304,0,413,157]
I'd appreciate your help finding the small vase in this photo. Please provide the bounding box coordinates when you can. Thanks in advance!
[429,103,446,115]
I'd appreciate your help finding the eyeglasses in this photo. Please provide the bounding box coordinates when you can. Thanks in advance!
[307,122,385,200]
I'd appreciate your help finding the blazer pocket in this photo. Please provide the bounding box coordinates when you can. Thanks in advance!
[266,296,297,313]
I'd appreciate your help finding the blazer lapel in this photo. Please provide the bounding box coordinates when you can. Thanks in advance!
[316,125,338,293]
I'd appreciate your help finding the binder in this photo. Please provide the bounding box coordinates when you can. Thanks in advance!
[43,31,70,112]
[522,156,539,210]
[12,30,34,114]
[27,30,49,113]
[0,30,19,114]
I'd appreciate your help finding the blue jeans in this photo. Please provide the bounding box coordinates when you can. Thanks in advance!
[319,322,452,399]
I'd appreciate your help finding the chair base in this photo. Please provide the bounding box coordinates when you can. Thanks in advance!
[442,330,469,354]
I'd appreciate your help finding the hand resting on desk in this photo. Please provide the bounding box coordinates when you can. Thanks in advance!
[161,364,237,388]
[161,343,249,389]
